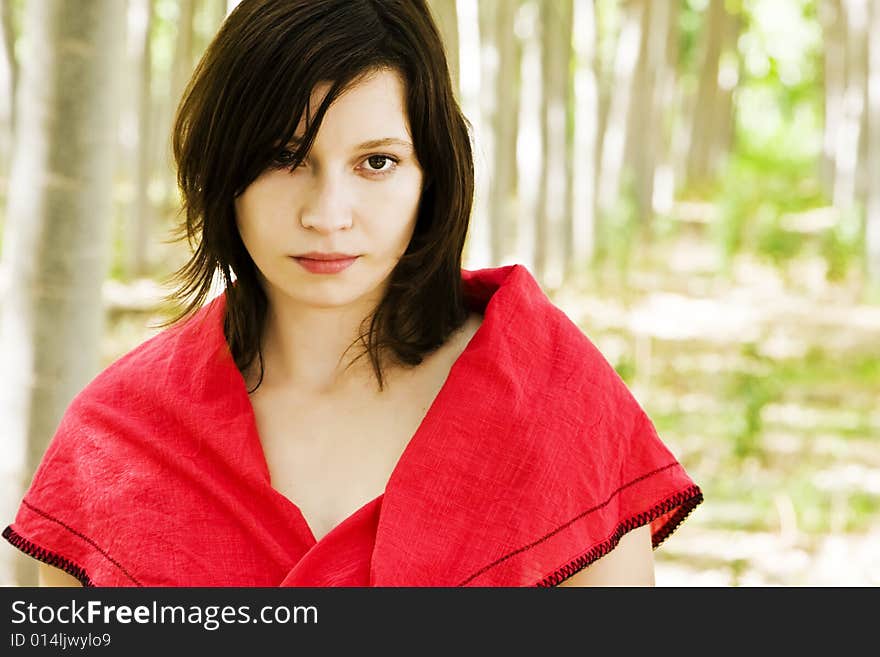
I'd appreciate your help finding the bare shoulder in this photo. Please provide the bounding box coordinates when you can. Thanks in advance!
[39,562,83,587]
[557,524,655,587]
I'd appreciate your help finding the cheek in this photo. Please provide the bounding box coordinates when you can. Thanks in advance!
[232,199,252,245]
[234,186,276,241]
[371,171,422,218]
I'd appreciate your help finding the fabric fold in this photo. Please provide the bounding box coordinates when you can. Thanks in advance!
[4,264,703,587]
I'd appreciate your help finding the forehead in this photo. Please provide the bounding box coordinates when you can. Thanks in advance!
[292,69,411,145]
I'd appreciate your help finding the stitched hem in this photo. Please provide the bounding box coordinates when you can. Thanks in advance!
[535,485,704,587]
[19,499,142,586]
[458,462,684,586]
[2,525,95,587]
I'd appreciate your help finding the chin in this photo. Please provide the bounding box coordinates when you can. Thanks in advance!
[290,280,381,309]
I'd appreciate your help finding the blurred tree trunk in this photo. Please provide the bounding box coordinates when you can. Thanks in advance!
[623,0,652,225]
[592,0,613,215]
[686,0,728,187]
[0,0,124,587]
[479,0,521,266]
[866,0,880,290]
[854,3,871,209]
[151,0,195,257]
[427,0,461,101]
[596,0,642,222]
[710,5,741,177]
[195,0,228,54]
[534,0,573,288]
[651,0,682,221]
[0,0,15,105]
[570,0,598,273]
[211,0,229,26]
[0,0,17,187]
[820,0,846,197]
[832,0,867,215]
[123,0,154,279]
[171,0,196,137]
[623,0,677,230]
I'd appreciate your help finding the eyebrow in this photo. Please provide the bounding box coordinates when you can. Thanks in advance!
[287,136,414,151]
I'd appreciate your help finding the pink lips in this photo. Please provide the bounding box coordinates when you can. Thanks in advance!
[292,255,359,274]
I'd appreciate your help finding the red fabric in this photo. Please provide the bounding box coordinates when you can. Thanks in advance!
[4,264,702,587]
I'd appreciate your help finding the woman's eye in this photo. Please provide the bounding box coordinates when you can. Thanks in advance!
[271,151,399,176]
[272,149,298,168]
[362,154,399,176]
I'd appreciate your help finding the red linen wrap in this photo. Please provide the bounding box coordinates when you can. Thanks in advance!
[4,264,703,586]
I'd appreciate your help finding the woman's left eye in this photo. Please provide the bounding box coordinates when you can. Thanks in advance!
[362,154,399,176]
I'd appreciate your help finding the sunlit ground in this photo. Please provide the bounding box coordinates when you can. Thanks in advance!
[552,216,880,586]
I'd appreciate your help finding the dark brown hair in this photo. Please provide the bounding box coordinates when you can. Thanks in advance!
[160,0,475,393]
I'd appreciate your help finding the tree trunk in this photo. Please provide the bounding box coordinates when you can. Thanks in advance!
[152,0,195,239]
[534,0,573,288]
[624,0,674,229]
[596,0,642,218]
[865,0,880,290]
[0,0,18,186]
[171,0,196,114]
[708,4,741,179]
[855,1,871,209]
[652,0,682,219]
[194,0,228,55]
[570,0,598,272]
[124,0,154,279]
[820,0,846,197]
[687,0,726,187]
[427,0,461,102]
[207,0,228,29]
[0,0,124,586]
[0,0,15,107]
[514,0,542,273]
[479,0,521,266]
[832,0,868,214]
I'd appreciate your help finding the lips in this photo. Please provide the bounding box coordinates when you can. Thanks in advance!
[294,252,358,260]
[292,255,359,274]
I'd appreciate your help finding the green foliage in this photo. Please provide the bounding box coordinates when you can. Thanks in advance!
[711,146,865,285]
[711,148,824,273]
[819,205,866,283]
[721,342,781,461]
[683,0,864,278]
[151,0,184,89]
[772,345,880,395]
[612,352,636,386]
[594,172,640,281]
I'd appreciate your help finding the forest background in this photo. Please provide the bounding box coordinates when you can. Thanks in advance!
[1,0,878,586]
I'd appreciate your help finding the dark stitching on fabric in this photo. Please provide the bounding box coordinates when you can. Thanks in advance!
[457,462,689,586]
[2,525,95,587]
[535,486,703,586]
[20,499,143,586]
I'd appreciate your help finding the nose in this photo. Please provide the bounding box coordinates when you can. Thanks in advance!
[298,170,354,233]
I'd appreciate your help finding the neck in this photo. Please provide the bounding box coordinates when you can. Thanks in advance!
[244,283,393,397]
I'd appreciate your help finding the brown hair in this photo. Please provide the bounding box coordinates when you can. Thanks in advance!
[160,0,475,393]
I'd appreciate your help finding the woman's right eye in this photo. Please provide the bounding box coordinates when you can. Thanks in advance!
[272,149,301,169]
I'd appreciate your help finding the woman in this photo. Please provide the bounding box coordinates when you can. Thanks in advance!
[5,0,702,587]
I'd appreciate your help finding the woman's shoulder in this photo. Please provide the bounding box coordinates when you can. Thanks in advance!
[37,297,235,471]
[77,296,227,404]
[472,264,631,415]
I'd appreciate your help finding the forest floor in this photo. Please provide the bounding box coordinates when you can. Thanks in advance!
[101,224,880,587]
[550,224,880,586]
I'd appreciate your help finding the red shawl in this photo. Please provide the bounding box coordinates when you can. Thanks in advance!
[4,264,702,586]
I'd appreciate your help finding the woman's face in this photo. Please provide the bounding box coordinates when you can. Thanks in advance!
[235,68,424,310]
